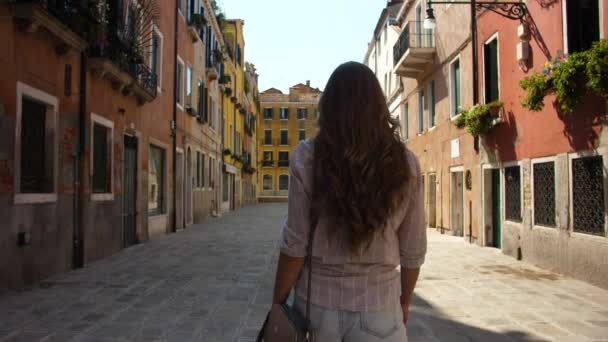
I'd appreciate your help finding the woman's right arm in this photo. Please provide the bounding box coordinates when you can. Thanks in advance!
[397,153,427,324]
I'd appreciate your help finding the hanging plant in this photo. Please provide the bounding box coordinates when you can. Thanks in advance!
[520,40,608,113]
[222,148,232,156]
[454,101,502,136]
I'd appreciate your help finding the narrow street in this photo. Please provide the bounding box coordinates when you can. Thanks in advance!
[0,203,607,342]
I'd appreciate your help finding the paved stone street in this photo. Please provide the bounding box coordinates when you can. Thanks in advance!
[0,203,607,342]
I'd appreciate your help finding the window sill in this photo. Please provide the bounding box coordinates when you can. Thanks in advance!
[429,126,437,132]
[148,212,167,219]
[14,193,57,205]
[177,103,184,112]
[532,224,558,232]
[450,113,461,122]
[91,193,114,201]
[571,231,608,242]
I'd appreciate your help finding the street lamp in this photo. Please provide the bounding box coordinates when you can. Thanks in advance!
[422,1,528,105]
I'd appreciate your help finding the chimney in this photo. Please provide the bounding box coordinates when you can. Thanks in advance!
[306,80,310,87]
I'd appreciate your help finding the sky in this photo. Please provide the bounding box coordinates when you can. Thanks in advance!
[220,0,387,93]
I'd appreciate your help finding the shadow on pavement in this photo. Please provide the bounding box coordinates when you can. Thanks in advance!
[407,294,547,342]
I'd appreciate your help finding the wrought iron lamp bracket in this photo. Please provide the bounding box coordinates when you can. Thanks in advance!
[427,1,528,21]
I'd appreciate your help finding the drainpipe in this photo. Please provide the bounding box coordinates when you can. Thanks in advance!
[74,51,87,269]
[171,0,178,233]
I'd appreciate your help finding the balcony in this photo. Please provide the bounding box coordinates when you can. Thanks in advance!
[12,0,92,53]
[187,13,206,42]
[262,160,275,168]
[278,160,289,168]
[393,21,436,78]
[88,31,158,104]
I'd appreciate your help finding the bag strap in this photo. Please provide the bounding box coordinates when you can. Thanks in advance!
[256,314,269,342]
[304,205,318,335]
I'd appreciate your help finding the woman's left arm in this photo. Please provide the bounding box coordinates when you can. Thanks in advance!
[272,143,313,305]
[272,253,305,304]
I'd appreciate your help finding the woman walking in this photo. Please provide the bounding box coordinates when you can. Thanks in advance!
[271,62,427,342]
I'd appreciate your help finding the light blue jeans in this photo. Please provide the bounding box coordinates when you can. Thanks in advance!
[296,301,408,342]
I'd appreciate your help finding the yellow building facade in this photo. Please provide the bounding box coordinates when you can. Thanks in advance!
[220,19,249,211]
[258,83,322,201]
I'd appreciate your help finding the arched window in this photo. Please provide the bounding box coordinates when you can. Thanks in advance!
[263,175,273,190]
[279,174,289,190]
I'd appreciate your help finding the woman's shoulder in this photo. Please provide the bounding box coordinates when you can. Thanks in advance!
[403,145,422,179]
[292,138,315,167]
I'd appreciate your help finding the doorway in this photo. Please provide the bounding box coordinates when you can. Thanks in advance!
[428,174,437,228]
[491,169,501,248]
[450,170,464,236]
[176,151,184,229]
[186,147,193,225]
[123,135,138,247]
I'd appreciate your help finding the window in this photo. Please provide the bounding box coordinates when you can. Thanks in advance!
[533,161,556,227]
[207,157,213,189]
[196,152,201,188]
[450,58,461,117]
[418,91,425,133]
[202,154,207,188]
[264,108,273,119]
[566,0,599,53]
[299,129,306,142]
[280,130,288,145]
[150,27,163,91]
[297,108,308,120]
[186,64,192,98]
[16,82,57,201]
[279,175,289,190]
[484,37,500,103]
[176,57,184,107]
[279,151,289,167]
[429,81,436,128]
[223,172,229,201]
[91,116,113,196]
[280,108,289,120]
[504,166,521,222]
[264,129,272,145]
[235,132,241,154]
[263,151,273,167]
[263,175,273,190]
[148,145,165,215]
[572,156,605,235]
[403,102,409,140]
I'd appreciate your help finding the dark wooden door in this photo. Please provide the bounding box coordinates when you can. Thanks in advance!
[123,135,138,248]
[492,169,501,248]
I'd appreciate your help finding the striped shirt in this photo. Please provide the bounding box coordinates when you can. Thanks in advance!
[280,139,427,312]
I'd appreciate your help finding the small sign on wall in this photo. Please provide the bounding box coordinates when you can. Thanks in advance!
[451,138,460,159]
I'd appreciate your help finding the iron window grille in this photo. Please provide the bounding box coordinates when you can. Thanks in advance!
[92,123,111,193]
[504,166,522,222]
[573,156,605,236]
[263,175,273,190]
[533,162,556,227]
[20,97,52,193]
[279,175,289,190]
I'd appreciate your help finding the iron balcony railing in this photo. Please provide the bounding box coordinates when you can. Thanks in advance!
[89,29,158,97]
[393,21,435,66]
[278,160,289,168]
[262,160,275,167]
[16,0,95,37]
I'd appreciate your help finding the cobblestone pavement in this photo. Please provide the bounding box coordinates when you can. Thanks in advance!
[0,203,607,342]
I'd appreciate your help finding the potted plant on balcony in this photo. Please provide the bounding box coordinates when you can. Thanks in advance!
[222,148,232,156]
[454,103,498,137]
[224,87,232,96]
[487,100,504,118]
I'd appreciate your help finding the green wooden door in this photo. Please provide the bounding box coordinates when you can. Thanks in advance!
[492,169,501,248]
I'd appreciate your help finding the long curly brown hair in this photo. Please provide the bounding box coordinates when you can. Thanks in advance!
[313,62,412,254]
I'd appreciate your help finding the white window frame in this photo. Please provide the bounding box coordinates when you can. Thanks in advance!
[568,148,608,239]
[502,161,524,225]
[90,113,115,201]
[148,139,168,216]
[297,107,307,120]
[263,174,273,191]
[176,56,185,111]
[531,156,558,230]
[280,107,289,121]
[278,150,289,168]
[279,174,289,191]
[14,81,59,204]
[417,90,425,134]
[482,33,500,104]
[428,80,436,130]
[280,129,289,145]
[562,0,605,54]
[264,108,273,120]
[150,25,163,93]
[262,151,273,168]
[449,55,462,119]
